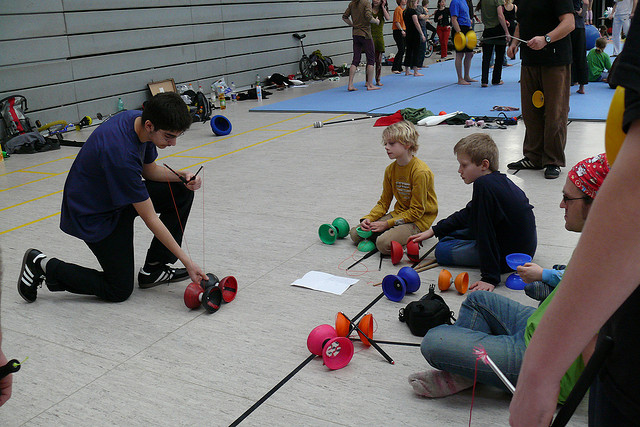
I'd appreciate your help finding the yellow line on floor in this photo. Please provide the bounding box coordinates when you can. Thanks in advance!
[1,113,313,234]
[0,190,63,212]
[0,212,60,236]
[0,172,67,193]
[0,156,76,177]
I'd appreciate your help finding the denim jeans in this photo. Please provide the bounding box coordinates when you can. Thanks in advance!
[421,291,535,391]
[435,228,481,267]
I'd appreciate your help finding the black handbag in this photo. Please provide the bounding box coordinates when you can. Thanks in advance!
[399,284,455,337]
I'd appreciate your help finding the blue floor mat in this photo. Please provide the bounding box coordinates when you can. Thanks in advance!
[252,51,615,121]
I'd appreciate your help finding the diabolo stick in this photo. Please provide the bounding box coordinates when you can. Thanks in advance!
[473,346,515,393]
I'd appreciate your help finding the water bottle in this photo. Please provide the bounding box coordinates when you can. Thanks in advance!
[188,83,194,91]
[218,92,226,110]
[255,74,262,101]
[117,97,124,111]
[198,85,203,93]
[230,82,237,102]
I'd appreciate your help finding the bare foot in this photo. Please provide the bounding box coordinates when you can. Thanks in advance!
[405,72,412,76]
[481,83,488,87]
[376,81,383,86]
[577,88,585,94]
[493,80,504,85]
[458,79,471,85]
[414,72,424,76]
[366,85,381,91]
[465,77,478,82]
[348,86,357,91]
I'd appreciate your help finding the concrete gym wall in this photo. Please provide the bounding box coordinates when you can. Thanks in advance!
[0,0,397,127]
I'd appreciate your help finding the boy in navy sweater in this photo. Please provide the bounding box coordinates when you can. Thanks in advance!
[409,133,537,291]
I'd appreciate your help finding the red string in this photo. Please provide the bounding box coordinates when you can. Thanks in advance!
[166,176,192,264]
[469,357,480,426]
[337,248,371,277]
[201,168,205,271]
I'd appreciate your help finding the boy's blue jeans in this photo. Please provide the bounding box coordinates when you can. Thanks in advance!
[435,228,482,267]
[421,291,535,391]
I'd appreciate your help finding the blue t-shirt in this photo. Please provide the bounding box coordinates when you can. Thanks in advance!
[449,0,472,27]
[60,110,158,242]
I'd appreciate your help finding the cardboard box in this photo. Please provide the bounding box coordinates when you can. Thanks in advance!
[148,79,176,96]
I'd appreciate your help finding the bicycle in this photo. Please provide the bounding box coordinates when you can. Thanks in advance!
[293,33,326,80]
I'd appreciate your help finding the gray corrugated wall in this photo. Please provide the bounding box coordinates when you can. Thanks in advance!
[0,0,398,127]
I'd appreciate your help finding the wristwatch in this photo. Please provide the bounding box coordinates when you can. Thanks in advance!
[544,34,552,44]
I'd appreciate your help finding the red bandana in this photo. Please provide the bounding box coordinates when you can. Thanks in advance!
[568,153,610,199]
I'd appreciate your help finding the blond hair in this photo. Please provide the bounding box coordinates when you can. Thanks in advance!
[382,121,420,154]
[453,133,499,171]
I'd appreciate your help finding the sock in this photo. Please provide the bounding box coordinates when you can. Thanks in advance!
[408,370,474,398]
[39,256,49,274]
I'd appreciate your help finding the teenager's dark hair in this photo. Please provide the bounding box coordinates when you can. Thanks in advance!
[141,92,192,132]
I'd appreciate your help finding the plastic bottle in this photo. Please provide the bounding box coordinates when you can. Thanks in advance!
[188,83,194,91]
[218,92,226,110]
[230,82,237,102]
[198,85,203,93]
[117,97,124,111]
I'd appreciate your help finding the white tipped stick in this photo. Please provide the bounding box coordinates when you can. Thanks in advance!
[473,346,516,393]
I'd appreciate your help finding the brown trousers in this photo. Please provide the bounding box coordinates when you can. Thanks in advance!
[520,64,571,167]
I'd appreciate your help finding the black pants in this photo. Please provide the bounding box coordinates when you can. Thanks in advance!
[481,26,507,85]
[46,181,194,302]
[588,375,637,426]
[571,27,589,85]
[392,29,406,71]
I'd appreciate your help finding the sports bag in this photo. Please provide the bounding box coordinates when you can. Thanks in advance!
[398,284,455,337]
[1,95,36,146]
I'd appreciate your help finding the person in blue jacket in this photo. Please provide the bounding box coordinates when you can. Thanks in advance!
[409,133,537,292]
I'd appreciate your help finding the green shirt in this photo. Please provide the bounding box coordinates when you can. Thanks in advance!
[480,0,505,29]
[525,285,585,404]
[587,48,612,82]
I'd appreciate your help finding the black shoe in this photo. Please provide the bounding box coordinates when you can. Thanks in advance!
[544,165,561,179]
[18,249,46,302]
[138,265,190,288]
[507,157,543,170]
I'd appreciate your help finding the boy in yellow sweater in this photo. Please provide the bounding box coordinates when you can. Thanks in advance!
[350,121,438,254]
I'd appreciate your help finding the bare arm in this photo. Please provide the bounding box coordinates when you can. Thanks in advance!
[451,15,461,33]
[0,250,12,407]
[497,5,511,43]
[413,14,426,40]
[510,120,640,426]
[142,162,202,192]
[527,12,575,50]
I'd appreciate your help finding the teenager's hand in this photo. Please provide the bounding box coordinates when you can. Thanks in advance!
[469,281,495,292]
[370,220,390,232]
[527,35,547,50]
[0,348,12,407]
[359,219,372,231]
[507,43,519,59]
[509,373,559,426]
[183,173,202,191]
[186,261,208,284]
[408,228,434,244]
[517,262,543,283]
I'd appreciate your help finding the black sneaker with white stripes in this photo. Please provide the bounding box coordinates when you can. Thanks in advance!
[138,265,190,289]
[507,157,543,170]
[17,248,46,303]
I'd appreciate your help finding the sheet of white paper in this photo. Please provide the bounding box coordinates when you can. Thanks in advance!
[291,271,359,295]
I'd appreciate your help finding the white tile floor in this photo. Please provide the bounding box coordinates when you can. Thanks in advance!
[0,64,601,426]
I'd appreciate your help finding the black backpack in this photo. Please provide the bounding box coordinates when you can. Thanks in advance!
[399,284,455,337]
